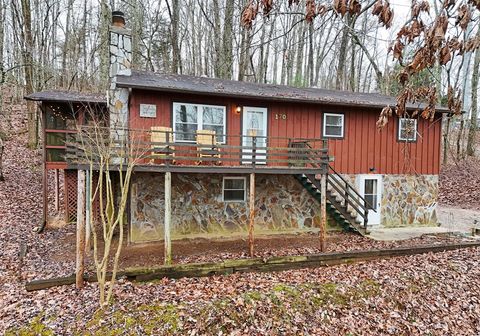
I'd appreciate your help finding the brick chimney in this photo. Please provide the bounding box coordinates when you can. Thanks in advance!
[108,11,131,139]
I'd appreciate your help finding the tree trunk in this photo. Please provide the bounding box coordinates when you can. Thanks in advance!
[467,27,480,156]
[238,28,252,81]
[212,0,222,77]
[99,0,110,89]
[308,23,314,86]
[443,117,451,165]
[170,0,181,73]
[336,16,350,90]
[221,0,235,79]
[62,0,74,87]
[0,136,4,181]
[20,0,36,149]
[294,21,306,86]
[456,117,465,160]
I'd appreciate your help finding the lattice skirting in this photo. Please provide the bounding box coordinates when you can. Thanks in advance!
[64,170,103,223]
[64,170,78,223]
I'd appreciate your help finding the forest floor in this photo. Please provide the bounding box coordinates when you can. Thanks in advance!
[1,105,480,334]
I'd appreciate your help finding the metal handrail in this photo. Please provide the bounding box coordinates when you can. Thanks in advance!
[328,164,377,213]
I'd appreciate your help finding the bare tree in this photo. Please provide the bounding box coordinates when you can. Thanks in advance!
[467,23,480,156]
[75,116,145,305]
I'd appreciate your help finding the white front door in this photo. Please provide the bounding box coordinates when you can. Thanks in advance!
[357,175,382,225]
[242,107,268,164]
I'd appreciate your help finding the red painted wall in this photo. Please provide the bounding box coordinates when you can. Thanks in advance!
[129,89,441,175]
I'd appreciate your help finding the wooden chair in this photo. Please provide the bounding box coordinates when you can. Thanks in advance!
[196,129,221,165]
[150,126,174,164]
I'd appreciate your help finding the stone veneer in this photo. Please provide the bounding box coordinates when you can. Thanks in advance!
[337,173,438,227]
[129,172,439,242]
[380,175,438,227]
[129,173,325,242]
[109,25,131,143]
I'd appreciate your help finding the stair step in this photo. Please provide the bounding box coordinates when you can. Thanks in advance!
[295,173,369,237]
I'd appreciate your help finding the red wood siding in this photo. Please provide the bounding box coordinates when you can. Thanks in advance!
[129,89,441,175]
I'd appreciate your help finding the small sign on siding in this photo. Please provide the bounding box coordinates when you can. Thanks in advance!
[139,104,157,118]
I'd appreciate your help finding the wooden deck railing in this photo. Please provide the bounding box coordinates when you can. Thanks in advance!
[65,126,330,171]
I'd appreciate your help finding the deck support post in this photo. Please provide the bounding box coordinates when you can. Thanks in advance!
[85,169,91,252]
[164,171,172,265]
[319,172,327,252]
[249,172,255,257]
[75,170,86,289]
[54,169,59,212]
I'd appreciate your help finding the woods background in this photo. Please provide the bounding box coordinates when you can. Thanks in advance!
[0,0,479,161]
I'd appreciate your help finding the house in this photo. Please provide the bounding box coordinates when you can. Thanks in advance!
[26,11,446,245]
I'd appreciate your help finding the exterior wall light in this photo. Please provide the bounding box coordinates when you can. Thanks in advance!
[235,106,242,115]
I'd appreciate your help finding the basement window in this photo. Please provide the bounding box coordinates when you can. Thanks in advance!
[223,177,246,202]
[323,113,344,138]
[398,118,417,142]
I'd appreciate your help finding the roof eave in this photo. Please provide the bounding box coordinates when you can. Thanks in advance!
[116,82,451,114]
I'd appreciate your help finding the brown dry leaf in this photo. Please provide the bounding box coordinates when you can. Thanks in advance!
[410,19,424,39]
[381,3,394,28]
[456,4,472,30]
[464,36,480,52]
[349,0,361,15]
[372,0,383,16]
[306,0,317,22]
[448,37,464,54]
[334,0,348,17]
[439,45,451,65]
[412,0,430,17]
[447,86,463,115]
[262,0,273,16]
[376,114,388,129]
[392,40,404,62]
[241,1,258,28]
[399,69,409,86]
[409,47,428,72]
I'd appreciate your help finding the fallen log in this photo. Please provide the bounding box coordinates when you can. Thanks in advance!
[25,241,480,291]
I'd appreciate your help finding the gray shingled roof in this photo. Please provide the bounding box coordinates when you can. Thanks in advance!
[117,70,449,112]
[25,90,106,104]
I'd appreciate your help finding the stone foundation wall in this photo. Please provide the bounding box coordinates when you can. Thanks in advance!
[338,173,438,227]
[130,173,324,242]
[381,175,438,227]
[129,172,440,242]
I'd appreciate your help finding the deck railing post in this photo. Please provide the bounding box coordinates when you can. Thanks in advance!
[252,136,257,166]
[165,130,171,166]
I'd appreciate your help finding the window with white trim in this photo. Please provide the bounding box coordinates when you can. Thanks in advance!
[223,177,246,202]
[173,102,226,142]
[323,113,344,138]
[398,118,417,141]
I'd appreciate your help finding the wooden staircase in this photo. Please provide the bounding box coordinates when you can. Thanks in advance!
[288,140,373,236]
[295,166,374,236]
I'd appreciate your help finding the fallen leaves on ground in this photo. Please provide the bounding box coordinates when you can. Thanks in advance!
[439,158,480,210]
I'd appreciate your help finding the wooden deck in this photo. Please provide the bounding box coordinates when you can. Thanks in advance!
[65,126,331,174]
